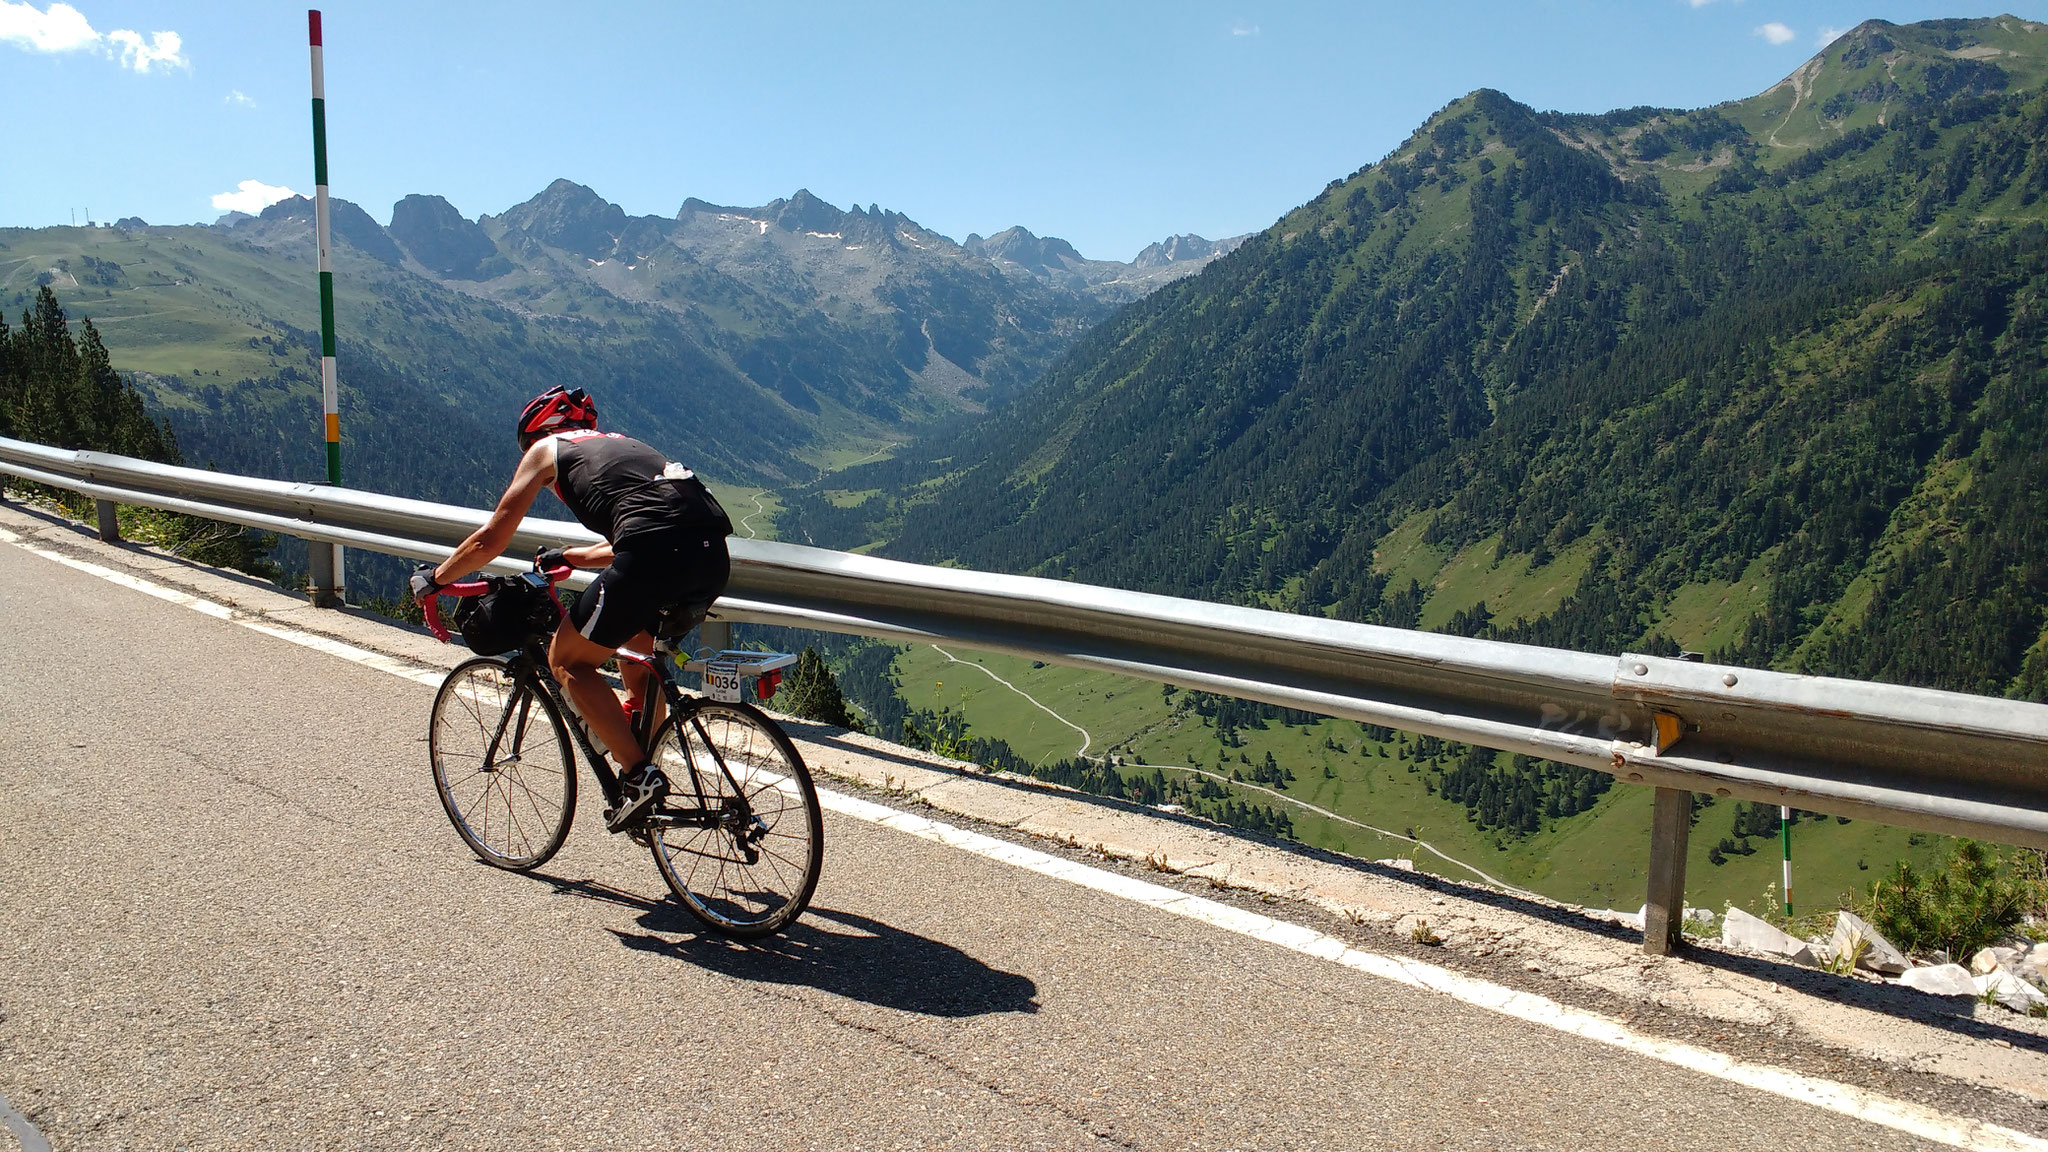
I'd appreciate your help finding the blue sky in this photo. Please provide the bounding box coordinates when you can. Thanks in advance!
[5,1,2046,260]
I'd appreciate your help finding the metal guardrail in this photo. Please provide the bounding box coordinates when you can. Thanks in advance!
[6,436,2046,953]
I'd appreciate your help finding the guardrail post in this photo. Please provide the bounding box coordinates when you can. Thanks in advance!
[700,618,731,654]
[307,541,344,608]
[1643,787,1692,955]
[95,499,120,543]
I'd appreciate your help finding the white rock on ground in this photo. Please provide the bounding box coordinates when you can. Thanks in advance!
[1831,911,1909,975]
[1899,963,1979,997]
[2029,941,2048,970]
[1584,907,1644,929]
[1972,946,2024,975]
[1977,966,2048,1013]
[1723,906,1821,966]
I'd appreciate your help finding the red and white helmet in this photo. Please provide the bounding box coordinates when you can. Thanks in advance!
[517,386,597,448]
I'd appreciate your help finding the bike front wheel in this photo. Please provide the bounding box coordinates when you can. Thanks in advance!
[429,656,577,870]
[646,701,823,937]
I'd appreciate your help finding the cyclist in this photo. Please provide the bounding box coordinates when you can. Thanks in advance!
[412,386,733,832]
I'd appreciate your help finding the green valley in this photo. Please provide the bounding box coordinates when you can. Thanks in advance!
[769,16,2048,910]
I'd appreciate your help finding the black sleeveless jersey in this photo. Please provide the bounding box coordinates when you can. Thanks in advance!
[550,430,732,544]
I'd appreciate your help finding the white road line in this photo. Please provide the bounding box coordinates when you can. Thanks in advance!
[0,1089,51,1152]
[930,643,1091,759]
[6,525,2043,1152]
[0,526,445,688]
[820,789,2047,1152]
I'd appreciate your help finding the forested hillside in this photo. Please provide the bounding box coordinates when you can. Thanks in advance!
[791,15,2048,704]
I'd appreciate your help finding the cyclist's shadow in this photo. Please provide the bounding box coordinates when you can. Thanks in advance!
[526,874,1040,1018]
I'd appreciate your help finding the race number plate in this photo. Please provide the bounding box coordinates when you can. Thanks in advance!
[705,665,744,703]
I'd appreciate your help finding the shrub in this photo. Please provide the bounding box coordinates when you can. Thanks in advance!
[1864,840,2041,959]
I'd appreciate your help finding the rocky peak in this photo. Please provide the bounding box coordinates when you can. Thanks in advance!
[765,189,848,236]
[389,194,503,280]
[1133,233,1234,268]
[498,179,628,261]
[252,195,403,266]
[967,226,1085,273]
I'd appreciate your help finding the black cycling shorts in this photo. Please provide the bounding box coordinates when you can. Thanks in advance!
[566,530,730,650]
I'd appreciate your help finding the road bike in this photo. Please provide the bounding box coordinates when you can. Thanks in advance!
[419,560,823,937]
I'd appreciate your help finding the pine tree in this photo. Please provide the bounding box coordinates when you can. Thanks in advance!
[778,648,858,729]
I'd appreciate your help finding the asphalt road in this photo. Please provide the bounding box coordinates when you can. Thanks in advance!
[0,539,1951,1150]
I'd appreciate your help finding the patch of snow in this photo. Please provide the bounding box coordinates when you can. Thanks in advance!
[803,231,842,240]
[588,259,606,266]
[844,245,864,250]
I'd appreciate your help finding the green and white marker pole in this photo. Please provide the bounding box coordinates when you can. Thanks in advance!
[1781,805,1794,917]
[307,9,344,607]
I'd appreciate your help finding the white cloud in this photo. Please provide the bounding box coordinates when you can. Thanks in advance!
[0,0,95,51]
[210,180,297,214]
[107,27,183,72]
[225,89,254,108]
[1816,25,1847,48]
[0,2,185,72]
[1755,22,1795,45]
[1229,22,1259,36]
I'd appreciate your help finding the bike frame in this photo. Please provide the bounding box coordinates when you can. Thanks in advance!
[427,567,755,835]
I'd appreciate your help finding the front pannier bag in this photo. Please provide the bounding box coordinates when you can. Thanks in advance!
[451,573,563,656]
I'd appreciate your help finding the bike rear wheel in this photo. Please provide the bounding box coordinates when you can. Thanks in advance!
[646,701,823,937]
[429,656,577,870]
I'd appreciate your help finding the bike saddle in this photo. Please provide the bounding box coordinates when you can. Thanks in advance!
[654,599,716,643]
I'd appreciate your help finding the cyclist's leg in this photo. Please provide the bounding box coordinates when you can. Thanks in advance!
[547,621,640,774]
[554,554,658,771]
[619,629,665,733]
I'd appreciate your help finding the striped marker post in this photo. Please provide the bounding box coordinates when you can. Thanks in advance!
[1780,805,1794,917]
[307,9,343,606]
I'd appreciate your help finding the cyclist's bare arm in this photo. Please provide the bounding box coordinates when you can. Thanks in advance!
[433,438,558,585]
[565,541,614,568]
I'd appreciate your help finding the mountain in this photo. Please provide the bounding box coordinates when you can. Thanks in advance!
[0,183,1225,500]
[1133,233,1246,268]
[964,225,1248,299]
[753,14,2048,908]
[786,15,2048,704]
[388,194,507,280]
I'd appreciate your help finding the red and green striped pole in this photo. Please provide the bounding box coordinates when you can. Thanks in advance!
[307,9,344,605]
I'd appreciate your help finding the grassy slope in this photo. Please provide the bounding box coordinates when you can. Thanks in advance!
[1,226,324,389]
[883,640,1947,914]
